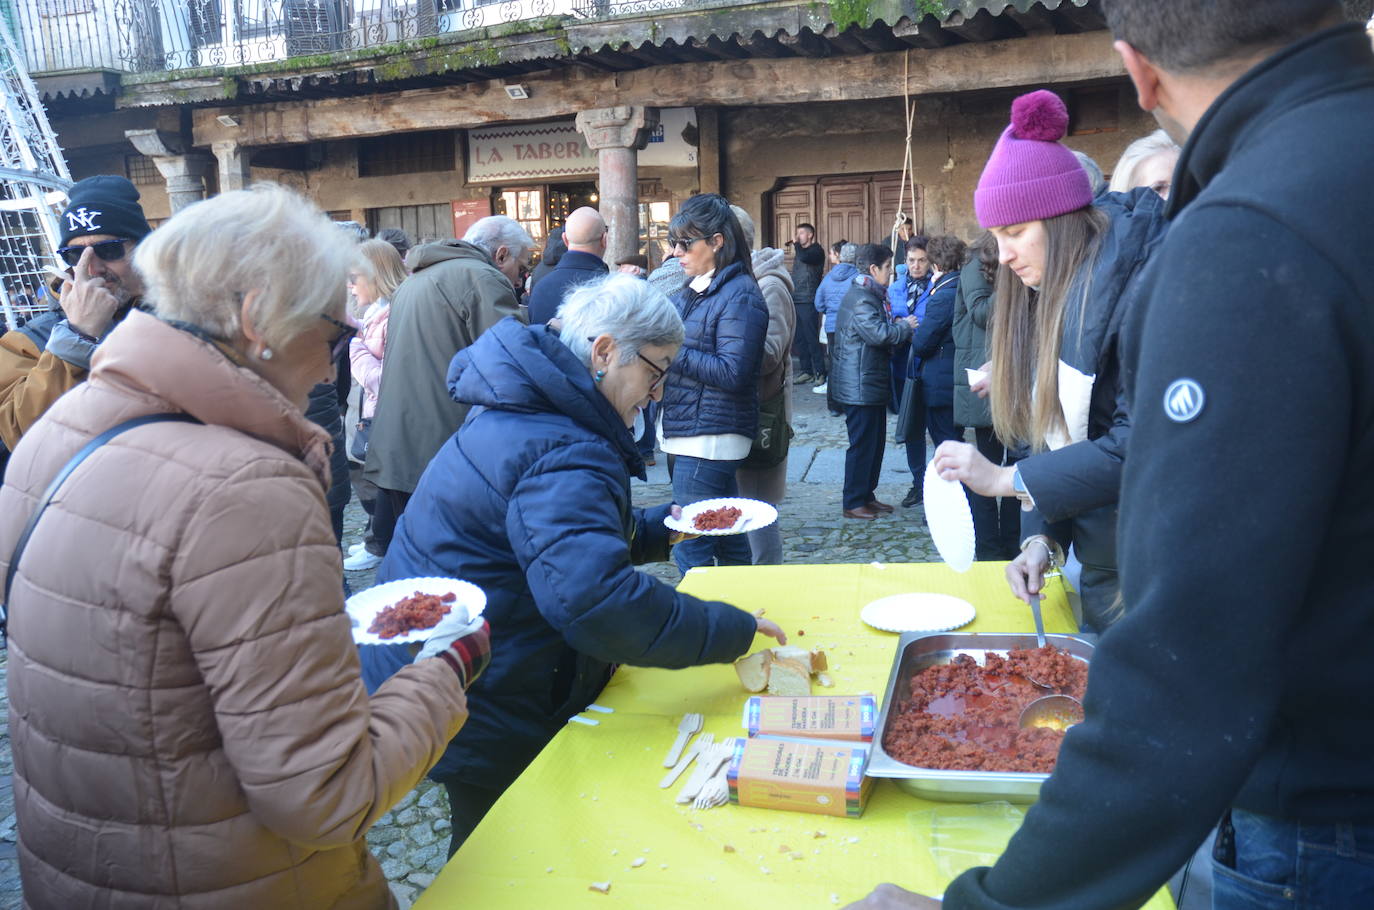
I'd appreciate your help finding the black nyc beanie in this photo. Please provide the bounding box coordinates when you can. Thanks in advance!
[59,175,152,247]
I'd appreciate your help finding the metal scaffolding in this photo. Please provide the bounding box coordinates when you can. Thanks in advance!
[0,14,70,332]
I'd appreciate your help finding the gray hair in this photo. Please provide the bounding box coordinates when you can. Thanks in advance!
[1072,150,1107,196]
[839,242,858,263]
[136,182,354,349]
[558,273,684,367]
[1108,129,1182,194]
[463,215,534,260]
[729,204,756,249]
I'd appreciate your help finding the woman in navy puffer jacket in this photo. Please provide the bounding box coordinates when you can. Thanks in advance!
[658,194,770,573]
[359,274,785,854]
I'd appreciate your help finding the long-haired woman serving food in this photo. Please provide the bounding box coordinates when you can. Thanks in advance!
[931,91,1166,633]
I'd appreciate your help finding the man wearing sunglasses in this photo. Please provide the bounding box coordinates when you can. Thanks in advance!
[0,175,152,458]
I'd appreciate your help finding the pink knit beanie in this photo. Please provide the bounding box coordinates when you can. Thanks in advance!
[975,90,1093,228]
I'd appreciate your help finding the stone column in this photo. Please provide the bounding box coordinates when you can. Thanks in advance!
[212,141,253,193]
[125,129,213,214]
[575,106,658,265]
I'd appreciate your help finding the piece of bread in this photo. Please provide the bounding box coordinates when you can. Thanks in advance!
[767,657,813,696]
[735,649,773,692]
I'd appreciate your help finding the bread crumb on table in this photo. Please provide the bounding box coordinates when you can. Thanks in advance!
[630,857,646,868]
[589,881,612,894]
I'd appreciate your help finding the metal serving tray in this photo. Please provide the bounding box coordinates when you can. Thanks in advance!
[866,631,1094,804]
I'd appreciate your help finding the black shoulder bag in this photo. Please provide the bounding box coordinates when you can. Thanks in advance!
[1,413,200,640]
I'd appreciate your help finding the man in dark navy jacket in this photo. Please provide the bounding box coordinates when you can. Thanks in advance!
[526,207,609,325]
[849,2,1374,908]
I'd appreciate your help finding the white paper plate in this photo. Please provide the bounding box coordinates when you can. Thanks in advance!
[346,576,486,646]
[664,497,778,536]
[860,593,976,633]
[922,459,976,573]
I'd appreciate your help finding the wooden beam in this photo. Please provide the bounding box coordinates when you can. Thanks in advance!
[191,30,1124,148]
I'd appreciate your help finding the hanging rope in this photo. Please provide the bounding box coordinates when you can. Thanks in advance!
[891,50,919,254]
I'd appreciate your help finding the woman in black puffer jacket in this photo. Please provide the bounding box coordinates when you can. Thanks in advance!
[658,194,769,572]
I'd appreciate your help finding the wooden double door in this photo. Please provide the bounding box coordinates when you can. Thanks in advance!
[770,172,922,255]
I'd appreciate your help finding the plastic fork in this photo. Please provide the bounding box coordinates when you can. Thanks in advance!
[663,712,703,767]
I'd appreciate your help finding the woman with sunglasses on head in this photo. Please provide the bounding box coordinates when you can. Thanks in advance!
[0,175,151,459]
[0,184,491,908]
[930,91,1166,633]
[358,274,785,851]
[657,193,771,573]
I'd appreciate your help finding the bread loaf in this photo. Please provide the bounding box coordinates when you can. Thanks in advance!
[734,646,829,694]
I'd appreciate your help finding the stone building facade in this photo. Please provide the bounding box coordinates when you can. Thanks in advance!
[26,0,1161,259]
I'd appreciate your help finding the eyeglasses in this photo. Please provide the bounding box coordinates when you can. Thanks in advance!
[321,313,357,361]
[585,336,669,391]
[56,238,129,267]
[667,235,707,253]
[637,351,668,391]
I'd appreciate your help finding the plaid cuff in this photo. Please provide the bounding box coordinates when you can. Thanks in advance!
[437,623,491,689]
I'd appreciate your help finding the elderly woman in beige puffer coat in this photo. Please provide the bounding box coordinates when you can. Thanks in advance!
[0,184,489,909]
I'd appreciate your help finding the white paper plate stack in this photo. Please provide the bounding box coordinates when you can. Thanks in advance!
[346,576,486,646]
[860,593,976,633]
[922,459,976,573]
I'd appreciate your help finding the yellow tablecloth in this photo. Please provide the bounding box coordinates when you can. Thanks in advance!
[415,562,1174,909]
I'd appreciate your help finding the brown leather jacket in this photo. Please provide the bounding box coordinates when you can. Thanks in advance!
[0,310,468,908]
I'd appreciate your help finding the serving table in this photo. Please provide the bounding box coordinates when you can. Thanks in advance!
[414,562,1174,909]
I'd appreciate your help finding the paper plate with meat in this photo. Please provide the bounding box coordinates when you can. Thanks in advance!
[346,577,487,646]
[663,497,778,536]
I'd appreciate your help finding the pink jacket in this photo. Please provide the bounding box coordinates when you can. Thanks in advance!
[350,300,389,419]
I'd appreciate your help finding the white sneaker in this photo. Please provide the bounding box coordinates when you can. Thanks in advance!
[812,382,828,394]
[343,550,383,571]
[347,542,366,556]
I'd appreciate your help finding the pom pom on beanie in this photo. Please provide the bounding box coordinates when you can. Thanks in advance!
[974,90,1093,228]
[1011,90,1070,142]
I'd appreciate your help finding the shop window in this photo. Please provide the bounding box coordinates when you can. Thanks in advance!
[358,131,456,177]
[1069,88,1120,136]
[125,154,160,186]
[493,188,546,249]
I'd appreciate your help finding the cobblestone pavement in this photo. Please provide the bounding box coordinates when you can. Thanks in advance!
[0,376,940,909]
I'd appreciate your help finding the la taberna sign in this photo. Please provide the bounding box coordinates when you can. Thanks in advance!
[467,108,697,184]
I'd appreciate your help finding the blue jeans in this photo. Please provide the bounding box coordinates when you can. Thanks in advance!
[671,454,752,573]
[1212,810,1374,909]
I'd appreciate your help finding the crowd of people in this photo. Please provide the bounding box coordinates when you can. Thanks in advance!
[0,1,1370,907]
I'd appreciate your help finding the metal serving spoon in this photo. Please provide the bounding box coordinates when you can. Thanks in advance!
[1018,694,1084,731]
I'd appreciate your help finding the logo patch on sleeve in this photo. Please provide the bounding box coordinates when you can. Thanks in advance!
[1163,378,1205,423]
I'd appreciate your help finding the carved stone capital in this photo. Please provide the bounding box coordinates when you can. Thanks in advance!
[125,128,184,158]
[575,106,659,152]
